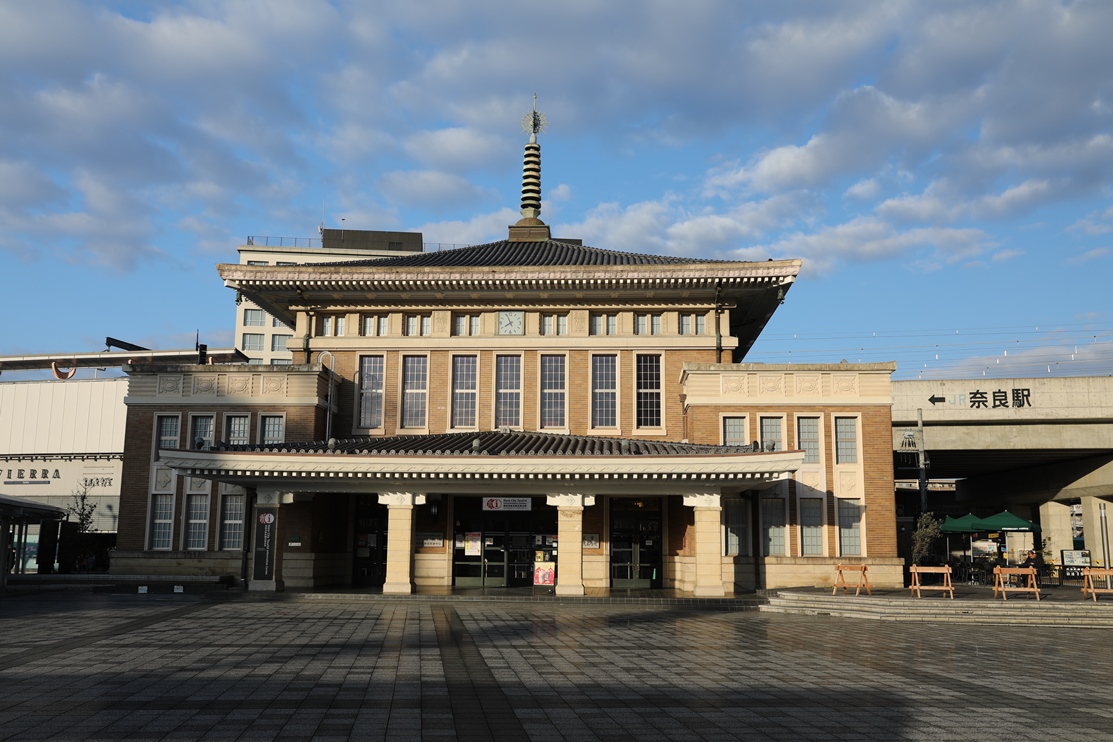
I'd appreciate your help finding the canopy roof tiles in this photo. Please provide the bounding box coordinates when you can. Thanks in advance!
[159,431,806,492]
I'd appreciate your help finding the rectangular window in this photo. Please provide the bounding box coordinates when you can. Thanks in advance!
[260,415,284,445]
[246,260,268,266]
[401,356,428,428]
[695,314,706,334]
[800,498,824,555]
[591,354,617,428]
[540,355,566,428]
[220,495,244,550]
[835,417,858,464]
[156,415,180,451]
[495,355,521,428]
[797,417,820,464]
[723,416,747,447]
[405,314,431,337]
[636,313,661,335]
[724,498,748,556]
[590,313,617,336]
[185,494,209,550]
[362,315,389,336]
[541,314,567,336]
[190,415,215,450]
[838,499,862,555]
[543,313,569,335]
[272,317,287,328]
[679,314,692,335]
[272,359,292,366]
[359,356,385,429]
[241,333,264,351]
[635,354,662,428]
[224,414,250,446]
[243,309,265,326]
[321,315,346,337]
[451,355,478,428]
[149,494,173,550]
[271,335,291,352]
[760,417,782,452]
[761,498,786,556]
[453,314,481,336]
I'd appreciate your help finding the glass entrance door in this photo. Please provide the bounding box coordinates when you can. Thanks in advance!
[352,495,387,587]
[610,497,663,589]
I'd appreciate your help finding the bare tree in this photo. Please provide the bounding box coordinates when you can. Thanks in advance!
[67,482,97,533]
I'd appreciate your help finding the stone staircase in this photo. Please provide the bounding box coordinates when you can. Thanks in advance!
[761,589,1113,628]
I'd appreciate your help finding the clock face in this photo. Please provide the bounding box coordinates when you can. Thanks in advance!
[498,310,524,335]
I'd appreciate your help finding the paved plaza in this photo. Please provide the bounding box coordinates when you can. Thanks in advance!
[1,591,1111,741]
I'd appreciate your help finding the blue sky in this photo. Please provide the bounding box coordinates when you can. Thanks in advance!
[1,0,1111,380]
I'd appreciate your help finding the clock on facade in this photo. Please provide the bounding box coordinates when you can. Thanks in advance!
[497,310,525,335]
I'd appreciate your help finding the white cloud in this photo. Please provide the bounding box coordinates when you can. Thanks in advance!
[414,207,519,247]
[1065,248,1109,265]
[377,170,498,211]
[844,178,880,200]
[738,217,990,275]
[403,128,506,171]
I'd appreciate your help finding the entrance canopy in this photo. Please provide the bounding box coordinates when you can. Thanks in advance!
[158,430,806,496]
[0,493,67,523]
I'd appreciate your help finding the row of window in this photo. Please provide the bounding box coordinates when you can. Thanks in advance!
[155,413,285,452]
[242,308,290,328]
[722,415,858,464]
[723,496,862,557]
[150,491,244,551]
[358,353,664,431]
[309,311,711,338]
[242,333,293,352]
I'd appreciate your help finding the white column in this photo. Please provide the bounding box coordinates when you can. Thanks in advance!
[379,492,426,594]
[683,492,724,597]
[547,494,596,596]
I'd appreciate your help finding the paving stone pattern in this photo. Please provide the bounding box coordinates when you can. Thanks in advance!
[0,592,1111,741]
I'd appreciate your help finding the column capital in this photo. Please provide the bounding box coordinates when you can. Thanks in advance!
[379,492,426,507]
[255,489,291,507]
[546,494,596,509]
[682,493,721,509]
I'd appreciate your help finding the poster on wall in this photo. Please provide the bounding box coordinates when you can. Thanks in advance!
[464,532,482,556]
[533,562,555,586]
[482,497,531,511]
[582,533,600,549]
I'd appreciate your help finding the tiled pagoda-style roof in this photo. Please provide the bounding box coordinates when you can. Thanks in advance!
[212,430,763,457]
[319,239,718,269]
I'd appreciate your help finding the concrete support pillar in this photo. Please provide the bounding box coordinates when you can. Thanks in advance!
[547,494,596,596]
[1039,500,1074,564]
[683,493,724,597]
[249,489,286,592]
[379,492,426,594]
[1081,496,1113,568]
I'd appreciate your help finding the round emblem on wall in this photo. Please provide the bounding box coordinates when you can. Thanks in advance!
[258,512,275,525]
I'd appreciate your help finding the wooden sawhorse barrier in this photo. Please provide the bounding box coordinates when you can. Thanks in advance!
[1081,568,1113,602]
[909,565,954,599]
[833,564,871,596]
[992,566,1040,601]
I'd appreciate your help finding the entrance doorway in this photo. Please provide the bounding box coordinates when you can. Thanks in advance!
[452,497,557,588]
[352,495,387,587]
[610,497,663,589]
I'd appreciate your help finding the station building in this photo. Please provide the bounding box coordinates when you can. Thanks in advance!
[110,126,903,594]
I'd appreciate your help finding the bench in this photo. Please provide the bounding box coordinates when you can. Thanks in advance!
[992,566,1040,601]
[1081,568,1113,602]
[832,564,871,596]
[909,565,954,599]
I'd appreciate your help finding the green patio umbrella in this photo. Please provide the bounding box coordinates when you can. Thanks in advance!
[939,514,989,533]
[978,510,1041,532]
